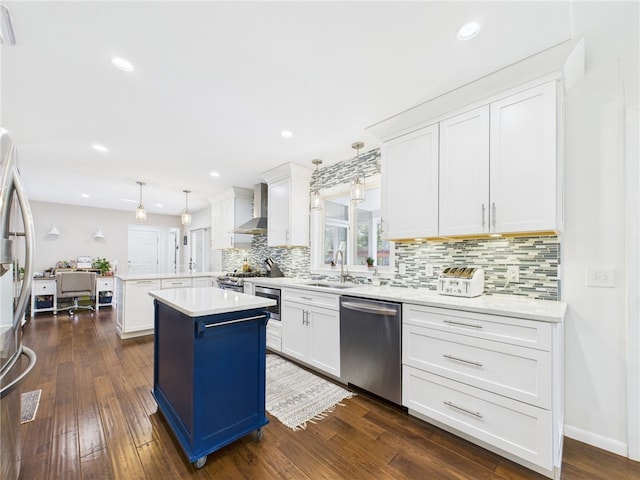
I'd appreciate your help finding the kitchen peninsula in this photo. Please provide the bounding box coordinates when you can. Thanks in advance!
[149,287,276,468]
[114,272,220,339]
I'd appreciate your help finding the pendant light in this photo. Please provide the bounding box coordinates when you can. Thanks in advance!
[135,181,147,221]
[310,159,323,210]
[350,142,365,203]
[181,189,192,225]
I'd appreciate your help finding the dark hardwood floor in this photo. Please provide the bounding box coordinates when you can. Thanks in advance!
[17,309,640,479]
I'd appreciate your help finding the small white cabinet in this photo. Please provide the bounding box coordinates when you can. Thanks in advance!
[281,287,340,377]
[210,187,253,249]
[31,278,57,316]
[95,276,115,311]
[115,278,161,339]
[382,123,439,239]
[402,303,564,478]
[261,163,312,247]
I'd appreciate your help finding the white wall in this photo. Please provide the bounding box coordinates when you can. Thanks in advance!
[562,1,639,456]
[30,201,183,274]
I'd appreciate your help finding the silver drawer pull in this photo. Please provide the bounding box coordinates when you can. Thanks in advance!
[300,296,313,301]
[443,354,483,367]
[205,314,265,329]
[443,319,483,329]
[444,401,483,419]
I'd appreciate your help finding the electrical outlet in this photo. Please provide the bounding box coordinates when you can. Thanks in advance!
[585,268,615,288]
[506,266,520,282]
[425,264,434,276]
[398,263,407,275]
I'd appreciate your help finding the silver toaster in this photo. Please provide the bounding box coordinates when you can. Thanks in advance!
[437,267,485,298]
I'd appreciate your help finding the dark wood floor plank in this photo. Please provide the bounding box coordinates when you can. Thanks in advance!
[19,310,640,480]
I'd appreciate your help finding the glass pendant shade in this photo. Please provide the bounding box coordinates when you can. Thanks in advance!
[310,159,323,210]
[135,181,146,221]
[181,190,192,225]
[350,174,365,202]
[350,142,365,203]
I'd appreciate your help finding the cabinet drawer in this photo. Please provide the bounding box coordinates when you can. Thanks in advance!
[33,280,56,295]
[97,277,114,291]
[192,277,212,288]
[403,366,552,471]
[161,278,192,289]
[403,324,550,408]
[283,288,339,310]
[403,304,552,351]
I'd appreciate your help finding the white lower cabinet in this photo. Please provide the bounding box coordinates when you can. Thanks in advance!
[402,303,564,479]
[281,288,340,377]
[115,278,161,339]
[192,277,213,288]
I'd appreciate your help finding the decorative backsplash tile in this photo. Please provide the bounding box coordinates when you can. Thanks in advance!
[223,149,560,301]
[392,235,560,300]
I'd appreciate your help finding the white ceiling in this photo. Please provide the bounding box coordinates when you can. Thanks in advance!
[1,1,574,217]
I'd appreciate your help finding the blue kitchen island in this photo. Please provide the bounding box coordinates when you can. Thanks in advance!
[149,287,276,469]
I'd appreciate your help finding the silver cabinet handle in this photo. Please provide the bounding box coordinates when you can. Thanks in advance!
[443,319,483,329]
[204,314,265,329]
[481,203,486,229]
[300,296,313,301]
[491,202,496,229]
[443,354,483,367]
[444,401,483,419]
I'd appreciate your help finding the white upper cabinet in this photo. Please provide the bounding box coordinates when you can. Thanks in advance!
[489,82,558,233]
[210,187,253,249]
[261,163,312,247]
[439,106,490,236]
[382,123,439,240]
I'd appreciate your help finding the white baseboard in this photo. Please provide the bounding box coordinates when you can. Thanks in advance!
[564,424,628,457]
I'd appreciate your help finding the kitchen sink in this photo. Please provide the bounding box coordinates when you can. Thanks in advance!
[302,281,355,290]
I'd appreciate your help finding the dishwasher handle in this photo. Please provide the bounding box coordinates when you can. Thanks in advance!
[341,300,398,316]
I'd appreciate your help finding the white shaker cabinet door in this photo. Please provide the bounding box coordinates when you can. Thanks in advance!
[382,123,439,240]
[489,82,558,233]
[439,106,490,236]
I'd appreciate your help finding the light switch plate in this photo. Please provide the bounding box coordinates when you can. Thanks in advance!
[585,267,615,288]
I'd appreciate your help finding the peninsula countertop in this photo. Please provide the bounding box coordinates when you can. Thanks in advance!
[149,287,276,318]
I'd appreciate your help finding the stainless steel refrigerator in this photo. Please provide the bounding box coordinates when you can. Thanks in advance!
[0,128,37,480]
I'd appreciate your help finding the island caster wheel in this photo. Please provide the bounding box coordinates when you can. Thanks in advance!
[195,456,207,469]
[256,428,264,441]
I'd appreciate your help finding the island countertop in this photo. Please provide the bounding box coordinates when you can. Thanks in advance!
[149,287,276,317]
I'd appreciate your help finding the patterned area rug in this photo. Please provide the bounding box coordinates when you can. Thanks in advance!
[266,354,354,431]
[21,389,41,424]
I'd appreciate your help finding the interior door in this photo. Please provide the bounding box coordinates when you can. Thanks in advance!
[127,227,159,274]
[190,228,209,273]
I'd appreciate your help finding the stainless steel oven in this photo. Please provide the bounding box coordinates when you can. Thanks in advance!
[254,286,280,321]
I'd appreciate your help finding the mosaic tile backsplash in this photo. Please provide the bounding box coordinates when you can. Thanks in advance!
[222,149,561,300]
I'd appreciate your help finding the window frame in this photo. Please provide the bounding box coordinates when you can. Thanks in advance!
[310,174,394,277]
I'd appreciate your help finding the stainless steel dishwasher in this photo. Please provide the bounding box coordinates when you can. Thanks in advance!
[340,296,402,405]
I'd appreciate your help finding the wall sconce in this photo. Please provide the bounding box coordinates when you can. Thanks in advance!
[181,189,192,225]
[94,228,105,240]
[310,159,323,210]
[350,142,365,203]
[135,181,147,221]
[47,226,60,237]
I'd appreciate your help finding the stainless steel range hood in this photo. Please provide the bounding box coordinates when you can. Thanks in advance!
[233,183,268,234]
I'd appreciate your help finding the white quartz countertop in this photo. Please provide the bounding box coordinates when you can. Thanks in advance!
[243,277,566,322]
[149,287,276,317]
[116,271,224,281]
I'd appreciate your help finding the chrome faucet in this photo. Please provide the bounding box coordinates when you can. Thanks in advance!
[335,250,346,283]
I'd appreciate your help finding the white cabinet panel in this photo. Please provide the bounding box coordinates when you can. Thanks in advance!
[210,187,253,249]
[382,124,439,239]
[116,278,161,338]
[439,106,490,236]
[161,278,192,289]
[490,82,558,233]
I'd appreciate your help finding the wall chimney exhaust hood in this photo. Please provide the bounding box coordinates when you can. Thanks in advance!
[233,183,268,234]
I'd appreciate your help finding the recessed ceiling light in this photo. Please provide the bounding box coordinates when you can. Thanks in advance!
[155,203,163,208]
[111,56,134,72]
[92,144,108,152]
[81,193,90,198]
[281,129,293,139]
[457,21,481,41]
[210,171,220,177]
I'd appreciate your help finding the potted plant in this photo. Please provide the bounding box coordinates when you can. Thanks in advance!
[93,257,112,276]
[366,257,375,268]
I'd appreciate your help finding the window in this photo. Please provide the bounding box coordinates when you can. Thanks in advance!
[311,175,393,274]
